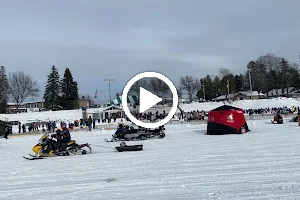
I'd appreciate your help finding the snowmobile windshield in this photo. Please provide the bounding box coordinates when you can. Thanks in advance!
[38,133,50,143]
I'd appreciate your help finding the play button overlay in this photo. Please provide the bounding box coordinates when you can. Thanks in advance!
[122,72,178,129]
[139,87,162,113]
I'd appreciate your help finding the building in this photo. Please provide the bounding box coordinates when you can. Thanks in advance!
[212,91,265,101]
[234,91,265,100]
[6,101,45,114]
[88,105,124,120]
[289,90,300,98]
[23,101,44,109]
[267,87,299,97]
[77,99,90,109]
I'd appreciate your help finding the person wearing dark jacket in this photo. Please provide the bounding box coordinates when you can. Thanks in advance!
[4,123,9,139]
[93,119,96,129]
[55,123,71,155]
[87,116,92,131]
[115,123,125,139]
[273,113,283,124]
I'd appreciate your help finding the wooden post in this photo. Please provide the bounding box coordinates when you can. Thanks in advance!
[298,112,300,126]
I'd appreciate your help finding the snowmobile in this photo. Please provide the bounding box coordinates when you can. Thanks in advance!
[23,132,92,160]
[271,113,284,124]
[105,124,165,142]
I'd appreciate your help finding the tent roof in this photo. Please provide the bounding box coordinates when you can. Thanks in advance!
[108,95,138,105]
[210,105,241,111]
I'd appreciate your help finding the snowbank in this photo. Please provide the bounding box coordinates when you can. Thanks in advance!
[180,97,300,112]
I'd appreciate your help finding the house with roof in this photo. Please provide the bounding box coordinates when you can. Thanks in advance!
[87,105,124,120]
[212,94,236,101]
[267,87,300,97]
[234,91,265,100]
[212,91,265,101]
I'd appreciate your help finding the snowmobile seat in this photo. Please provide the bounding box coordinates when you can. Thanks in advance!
[124,129,138,134]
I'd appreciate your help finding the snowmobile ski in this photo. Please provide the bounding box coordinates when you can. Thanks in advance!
[104,138,113,142]
[23,156,44,160]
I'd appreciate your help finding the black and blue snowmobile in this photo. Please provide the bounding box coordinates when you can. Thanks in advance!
[105,123,165,142]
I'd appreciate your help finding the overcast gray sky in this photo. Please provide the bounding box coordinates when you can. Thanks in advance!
[0,0,299,103]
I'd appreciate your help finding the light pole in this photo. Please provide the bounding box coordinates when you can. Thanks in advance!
[104,79,115,104]
[227,79,230,101]
[247,62,254,100]
[202,84,205,101]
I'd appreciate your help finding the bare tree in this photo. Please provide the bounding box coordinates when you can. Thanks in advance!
[218,68,231,78]
[129,79,148,97]
[290,62,299,70]
[86,94,95,105]
[179,75,200,101]
[148,78,170,97]
[176,86,183,99]
[256,53,282,71]
[8,71,40,110]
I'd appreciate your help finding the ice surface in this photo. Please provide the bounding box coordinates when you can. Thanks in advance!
[1,120,300,199]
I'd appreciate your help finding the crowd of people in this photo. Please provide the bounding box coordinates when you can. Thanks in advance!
[3,105,300,139]
[244,106,298,115]
[127,110,207,122]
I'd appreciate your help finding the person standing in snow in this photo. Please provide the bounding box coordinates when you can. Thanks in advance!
[22,124,26,133]
[4,123,9,139]
[4,123,12,139]
[52,121,56,132]
[18,122,21,133]
[93,118,96,129]
[87,116,92,131]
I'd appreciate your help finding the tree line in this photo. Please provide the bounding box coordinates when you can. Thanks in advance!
[0,65,79,113]
[0,53,299,113]
[128,53,300,102]
[43,65,79,110]
[0,66,39,113]
[181,53,300,101]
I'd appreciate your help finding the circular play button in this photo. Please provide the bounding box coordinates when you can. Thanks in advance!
[122,72,178,128]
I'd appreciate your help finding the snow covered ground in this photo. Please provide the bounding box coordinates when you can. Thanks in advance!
[1,119,300,199]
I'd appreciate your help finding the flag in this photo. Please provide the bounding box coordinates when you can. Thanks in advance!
[94,90,97,99]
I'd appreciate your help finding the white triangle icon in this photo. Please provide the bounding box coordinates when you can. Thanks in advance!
[139,87,162,113]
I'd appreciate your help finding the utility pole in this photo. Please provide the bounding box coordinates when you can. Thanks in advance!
[247,62,253,100]
[104,79,115,104]
[94,89,99,119]
[32,95,34,108]
[203,84,205,101]
[227,79,230,101]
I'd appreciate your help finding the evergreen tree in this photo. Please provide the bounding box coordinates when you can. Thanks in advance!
[0,66,9,113]
[278,58,289,95]
[203,75,214,100]
[220,74,235,94]
[212,76,221,98]
[235,75,243,92]
[196,78,204,101]
[43,65,61,109]
[61,68,79,110]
